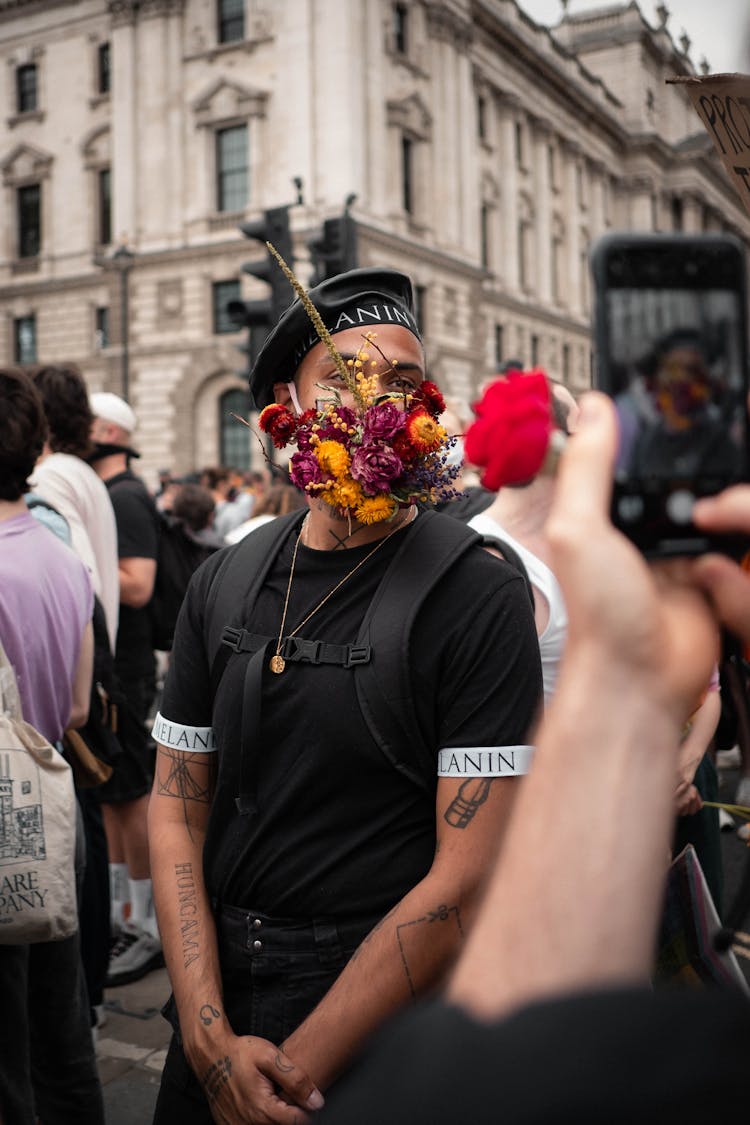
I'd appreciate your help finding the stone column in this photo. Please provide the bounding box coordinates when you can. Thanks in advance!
[497,95,520,294]
[110,1,138,241]
[532,117,552,305]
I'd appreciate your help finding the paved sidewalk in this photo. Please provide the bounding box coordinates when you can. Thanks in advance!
[96,965,172,1123]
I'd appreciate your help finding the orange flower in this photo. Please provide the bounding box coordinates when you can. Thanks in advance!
[405,408,446,453]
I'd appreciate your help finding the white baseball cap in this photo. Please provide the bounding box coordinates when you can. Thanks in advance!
[90,392,137,435]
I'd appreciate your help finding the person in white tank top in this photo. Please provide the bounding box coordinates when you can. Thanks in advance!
[468,382,578,705]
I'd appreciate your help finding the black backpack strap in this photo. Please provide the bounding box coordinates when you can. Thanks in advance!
[203,511,305,814]
[353,510,482,792]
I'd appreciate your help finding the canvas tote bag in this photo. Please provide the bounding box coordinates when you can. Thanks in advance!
[0,640,78,943]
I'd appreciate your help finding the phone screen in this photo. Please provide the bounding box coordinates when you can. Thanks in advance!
[593,234,749,556]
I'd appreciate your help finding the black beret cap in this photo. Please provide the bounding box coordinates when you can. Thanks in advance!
[249,267,421,409]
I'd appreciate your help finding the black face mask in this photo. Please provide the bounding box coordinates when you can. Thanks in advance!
[87,441,141,464]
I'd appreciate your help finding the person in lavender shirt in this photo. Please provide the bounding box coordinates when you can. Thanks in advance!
[0,368,104,1125]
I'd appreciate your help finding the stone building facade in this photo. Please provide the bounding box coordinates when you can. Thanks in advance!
[1,0,747,480]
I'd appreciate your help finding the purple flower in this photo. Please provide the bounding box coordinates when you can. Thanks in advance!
[350,443,403,493]
[289,450,322,491]
[363,402,406,441]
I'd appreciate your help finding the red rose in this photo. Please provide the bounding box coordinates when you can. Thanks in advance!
[413,380,446,417]
[258,403,297,449]
[464,370,552,490]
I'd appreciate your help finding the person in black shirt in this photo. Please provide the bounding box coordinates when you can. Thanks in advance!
[89,392,164,986]
[148,268,542,1123]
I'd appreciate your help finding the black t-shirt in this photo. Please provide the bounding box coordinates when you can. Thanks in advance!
[320,989,750,1123]
[106,469,160,679]
[160,515,542,918]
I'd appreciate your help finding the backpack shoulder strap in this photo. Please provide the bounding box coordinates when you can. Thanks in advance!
[205,510,306,694]
[354,510,482,791]
[474,533,535,610]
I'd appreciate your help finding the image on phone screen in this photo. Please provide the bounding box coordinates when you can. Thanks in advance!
[592,234,749,556]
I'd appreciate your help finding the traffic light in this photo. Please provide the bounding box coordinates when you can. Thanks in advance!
[227,205,295,377]
[308,213,358,286]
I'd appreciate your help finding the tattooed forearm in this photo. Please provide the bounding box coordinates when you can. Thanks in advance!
[348,904,399,963]
[175,862,200,968]
[396,904,464,999]
[444,778,493,828]
[200,1004,221,1026]
[202,1055,232,1103]
[157,747,215,841]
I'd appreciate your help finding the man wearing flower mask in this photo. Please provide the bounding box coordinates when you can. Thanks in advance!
[148,266,542,1123]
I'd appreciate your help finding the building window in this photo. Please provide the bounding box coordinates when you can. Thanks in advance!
[494,324,504,368]
[480,203,490,269]
[551,235,563,305]
[548,144,558,191]
[98,168,112,245]
[477,96,486,141]
[671,195,684,231]
[95,306,109,349]
[98,42,111,94]
[401,135,414,214]
[213,280,241,334]
[651,193,660,231]
[576,163,588,209]
[518,220,532,291]
[515,121,525,169]
[14,315,36,364]
[562,342,570,383]
[218,0,244,44]
[16,64,37,113]
[216,124,248,212]
[220,387,251,470]
[531,334,540,368]
[393,3,408,55]
[414,284,426,334]
[18,184,41,258]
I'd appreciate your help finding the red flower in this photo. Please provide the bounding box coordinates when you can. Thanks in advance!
[393,430,419,463]
[258,403,297,449]
[465,370,552,490]
[413,380,446,417]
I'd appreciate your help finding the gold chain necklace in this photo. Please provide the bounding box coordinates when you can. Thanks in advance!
[269,512,414,674]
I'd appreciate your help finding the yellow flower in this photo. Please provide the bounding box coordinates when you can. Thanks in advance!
[316,439,351,477]
[327,478,364,511]
[355,495,399,525]
[406,411,446,453]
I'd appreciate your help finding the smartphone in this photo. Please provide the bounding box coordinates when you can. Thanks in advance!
[591,232,749,558]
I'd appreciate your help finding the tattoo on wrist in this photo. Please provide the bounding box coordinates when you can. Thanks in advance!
[174,862,200,968]
[157,747,215,842]
[202,1055,232,1103]
[199,1004,221,1026]
[396,904,464,1000]
[275,1052,294,1073]
[444,778,493,829]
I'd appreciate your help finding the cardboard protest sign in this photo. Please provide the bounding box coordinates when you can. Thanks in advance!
[669,74,750,217]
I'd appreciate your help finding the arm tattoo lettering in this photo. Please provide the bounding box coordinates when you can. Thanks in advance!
[444,778,493,829]
[396,904,464,1000]
[202,1055,233,1103]
[200,1004,221,1026]
[157,747,215,842]
[174,862,201,968]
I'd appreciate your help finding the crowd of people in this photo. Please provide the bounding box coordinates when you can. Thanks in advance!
[0,263,749,1124]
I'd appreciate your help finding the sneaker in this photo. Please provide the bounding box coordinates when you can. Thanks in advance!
[736,776,750,807]
[106,924,164,987]
[719,808,736,831]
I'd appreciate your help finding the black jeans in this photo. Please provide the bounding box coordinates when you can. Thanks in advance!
[154,905,376,1123]
[0,806,104,1125]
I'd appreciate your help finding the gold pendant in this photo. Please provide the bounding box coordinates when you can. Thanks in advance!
[269,654,286,674]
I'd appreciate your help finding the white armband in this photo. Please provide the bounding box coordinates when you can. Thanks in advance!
[151,712,216,753]
[438,746,534,778]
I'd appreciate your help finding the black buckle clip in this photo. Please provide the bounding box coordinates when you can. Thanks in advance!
[222,626,244,653]
[284,637,323,664]
[344,644,371,668]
